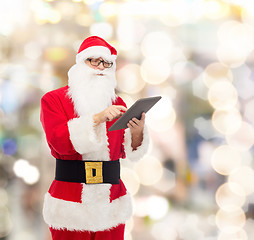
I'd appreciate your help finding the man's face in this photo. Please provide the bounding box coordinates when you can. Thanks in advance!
[68,56,117,115]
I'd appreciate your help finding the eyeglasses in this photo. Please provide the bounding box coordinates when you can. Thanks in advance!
[86,58,113,68]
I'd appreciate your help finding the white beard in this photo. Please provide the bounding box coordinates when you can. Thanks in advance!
[67,62,117,116]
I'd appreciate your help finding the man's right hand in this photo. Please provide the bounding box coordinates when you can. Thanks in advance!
[93,105,127,126]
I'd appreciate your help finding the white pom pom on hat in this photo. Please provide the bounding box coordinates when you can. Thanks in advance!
[76,36,117,64]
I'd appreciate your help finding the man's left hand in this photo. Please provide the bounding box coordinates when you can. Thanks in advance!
[127,112,145,150]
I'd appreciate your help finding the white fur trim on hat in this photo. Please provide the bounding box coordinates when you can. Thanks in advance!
[43,190,132,232]
[76,46,117,64]
[124,125,149,162]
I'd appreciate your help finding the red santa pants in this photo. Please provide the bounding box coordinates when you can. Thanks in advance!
[49,224,125,240]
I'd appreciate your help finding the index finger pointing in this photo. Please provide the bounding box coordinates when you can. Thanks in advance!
[115,105,127,112]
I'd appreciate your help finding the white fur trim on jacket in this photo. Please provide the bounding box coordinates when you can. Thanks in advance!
[76,46,117,64]
[68,116,106,155]
[43,191,132,232]
[124,125,149,162]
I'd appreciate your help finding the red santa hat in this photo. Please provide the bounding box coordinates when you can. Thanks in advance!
[76,36,117,64]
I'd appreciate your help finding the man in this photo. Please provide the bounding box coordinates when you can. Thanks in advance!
[40,36,149,240]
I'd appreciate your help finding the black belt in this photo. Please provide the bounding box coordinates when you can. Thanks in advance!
[55,159,120,184]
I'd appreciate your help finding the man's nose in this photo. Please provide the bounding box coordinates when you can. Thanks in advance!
[97,61,105,70]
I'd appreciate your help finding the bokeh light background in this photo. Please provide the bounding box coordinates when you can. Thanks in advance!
[1,0,254,239]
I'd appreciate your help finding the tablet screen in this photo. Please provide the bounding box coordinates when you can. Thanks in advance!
[108,96,161,131]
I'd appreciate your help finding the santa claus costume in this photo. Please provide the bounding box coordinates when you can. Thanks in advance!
[40,36,149,240]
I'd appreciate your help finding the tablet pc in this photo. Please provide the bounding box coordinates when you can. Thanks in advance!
[108,96,162,131]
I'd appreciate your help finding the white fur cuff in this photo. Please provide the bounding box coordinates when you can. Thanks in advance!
[124,125,149,162]
[68,116,103,154]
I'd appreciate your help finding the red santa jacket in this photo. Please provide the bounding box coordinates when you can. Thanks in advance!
[40,86,149,232]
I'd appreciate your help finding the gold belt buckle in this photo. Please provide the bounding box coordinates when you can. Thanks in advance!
[85,162,103,184]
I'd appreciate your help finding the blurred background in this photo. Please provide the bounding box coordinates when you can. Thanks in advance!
[1,0,254,239]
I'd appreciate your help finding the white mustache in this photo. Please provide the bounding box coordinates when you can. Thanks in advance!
[92,69,109,76]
